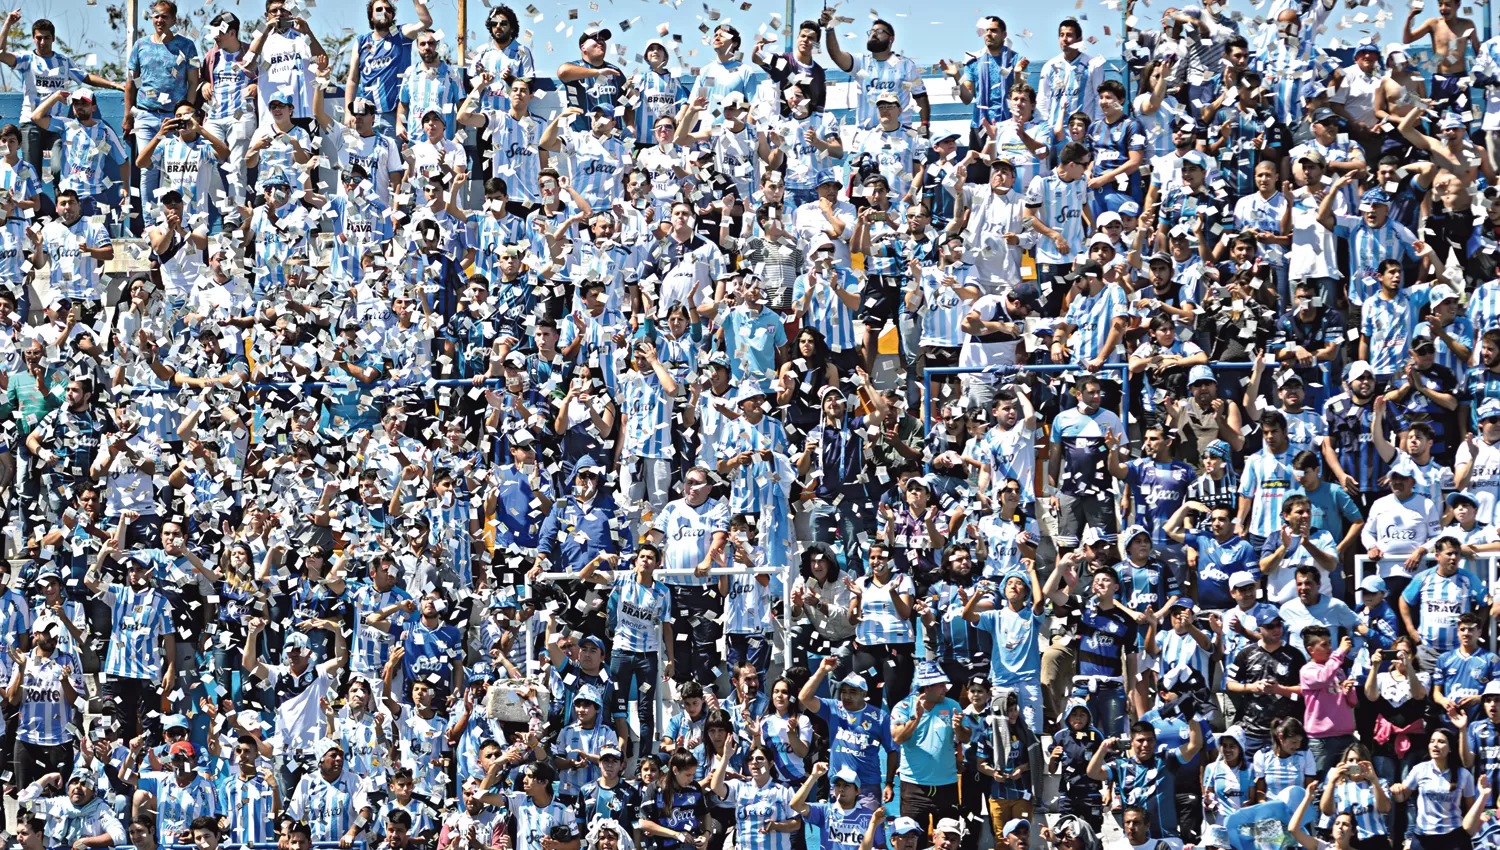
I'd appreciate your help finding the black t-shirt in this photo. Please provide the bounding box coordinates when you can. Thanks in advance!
[1225,642,1307,738]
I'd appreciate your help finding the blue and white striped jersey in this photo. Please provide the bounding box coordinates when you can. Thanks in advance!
[398,61,464,137]
[354,31,415,114]
[249,201,314,298]
[1024,172,1088,265]
[1035,52,1102,134]
[151,136,218,218]
[850,125,926,200]
[152,771,220,841]
[12,652,81,746]
[0,158,42,217]
[0,218,29,292]
[555,721,619,796]
[202,47,254,121]
[1062,282,1128,365]
[334,713,391,780]
[622,372,675,460]
[1251,747,1316,797]
[1403,761,1476,835]
[1362,286,1431,377]
[338,131,403,205]
[993,118,1052,189]
[854,573,916,646]
[724,558,775,635]
[288,769,364,842]
[562,129,631,211]
[609,574,673,653]
[792,268,862,352]
[1471,280,1500,335]
[1239,448,1296,541]
[52,116,127,198]
[1401,567,1485,652]
[505,790,579,850]
[328,193,395,283]
[777,112,839,190]
[395,706,450,795]
[848,53,926,130]
[689,59,756,119]
[1322,768,1390,839]
[631,67,687,142]
[723,779,796,850]
[254,30,316,121]
[480,110,542,202]
[467,212,528,283]
[249,123,311,190]
[1335,217,1419,307]
[717,415,789,515]
[12,52,86,120]
[468,40,535,113]
[346,580,413,677]
[650,497,731,586]
[916,263,977,348]
[1155,628,1211,682]
[217,770,278,845]
[100,582,172,680]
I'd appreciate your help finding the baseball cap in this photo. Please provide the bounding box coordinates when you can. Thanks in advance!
[1009,281,1044,314]
[70,88,96,103]
[1360,188,1392,207]
[169,741,195,759]
[1117,200,1141,217]
[840,673,869,692]
[162,714,190,731]
[832,766,860,785]
[1309,107,1338,125]
[1448,491,1479,510]
[1441,112,1467,130]
[1354,40,1381,55]
[1275,369,1304,388]
[1229,571,1258,590]
[579,26,612,44]
[891,818,924,837]
[1387,455,1420,479]
[1344,360,1374,381]
[1297,150,1328,168]
[1003,820,1031,837]
[1359,575,1388,593]
[1181,150,1210,170]
[874,91,900,105]
[936,820,964,837]
[1096,211,1123,228]
[1485,680,1500,699]
[600,745,624,759]
[1429,284,1460,305]
[1188,364,1217,386]
[1480,397,1500,421]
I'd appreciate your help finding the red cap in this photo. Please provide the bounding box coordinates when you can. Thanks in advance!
[169,741,195,759]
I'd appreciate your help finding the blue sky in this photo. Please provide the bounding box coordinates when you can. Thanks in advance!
[7,0,1477,80]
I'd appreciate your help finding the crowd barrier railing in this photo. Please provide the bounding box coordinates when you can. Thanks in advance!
[1352,554,1500,649]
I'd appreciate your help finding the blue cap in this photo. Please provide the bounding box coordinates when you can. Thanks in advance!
[1440,112,1467,129]
[574,685,604,706]
[1204,440,1233,462]
[1003,820,1031,837]
[468,663,497,684]
[734,382,770,403]
[1117,200,1141,217]
[832,766,861,785]
[574,455,605,474]
[1188,364,1217,386]
[813,170,841,187]
[580,634,606,652]
[1448,491,1479,510]
[1360,189,1391,207]
[1360,575,1388,593]
[162,714,189,731]
[1182,150,1210,170]
[913,660,949,688]
[839,673,869,692]
[1479,397,1500,421]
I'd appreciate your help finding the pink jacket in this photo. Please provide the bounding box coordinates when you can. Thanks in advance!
[1301,646,1357,738]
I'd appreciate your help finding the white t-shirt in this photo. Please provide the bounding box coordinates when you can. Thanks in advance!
[1362,493,1442,578]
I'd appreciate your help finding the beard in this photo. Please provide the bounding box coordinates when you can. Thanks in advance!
[866,36,891,52]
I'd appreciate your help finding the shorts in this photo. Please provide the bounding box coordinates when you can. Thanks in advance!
[922,346,962,368]
[859,276,903,328]
[1056,491,1119,549]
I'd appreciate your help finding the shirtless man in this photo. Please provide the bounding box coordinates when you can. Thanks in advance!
[1403,0,1480,110]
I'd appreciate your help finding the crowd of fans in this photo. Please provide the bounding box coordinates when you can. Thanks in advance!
[11,2,1500,850]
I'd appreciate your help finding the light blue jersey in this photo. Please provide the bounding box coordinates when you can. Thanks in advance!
[651,498,730,587]
[1239,448,1296,541]
[610,575,672,653]
[52,116,127,198]
[1402,567,1485,652]
[916,263,975,348]
[398,61,464,137]
[1024,172,1088,265]
[13,653,80,747]
[1361,285,1431,377]
[354,31,415,114]
[101,583,172,680]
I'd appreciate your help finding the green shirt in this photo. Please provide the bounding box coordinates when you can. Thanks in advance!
[1,368,66,435]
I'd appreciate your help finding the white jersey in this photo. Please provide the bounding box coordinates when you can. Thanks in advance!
[1459,436,1500,526]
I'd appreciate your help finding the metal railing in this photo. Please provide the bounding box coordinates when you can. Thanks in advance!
[1352,554,1500,649]
[525,565,794,748]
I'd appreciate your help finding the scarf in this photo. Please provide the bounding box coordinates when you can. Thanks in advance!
[51,794,109,848]
[1373,715,1425,758]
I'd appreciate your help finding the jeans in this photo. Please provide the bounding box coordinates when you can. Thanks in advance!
[107,675,161,741]
[14,739,73,790]
[1069,681,1128,737]
[846,643,916,712]
[666,586,723,691]
[726,633,771,683]
[203,114,257,210]
[1310,734,1356,780]
[608,649,659,759]
[806,497,870,571]
[131,108,171,229]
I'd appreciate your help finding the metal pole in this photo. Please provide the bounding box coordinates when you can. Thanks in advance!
[785,0,795,51]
